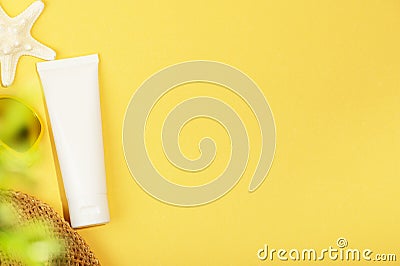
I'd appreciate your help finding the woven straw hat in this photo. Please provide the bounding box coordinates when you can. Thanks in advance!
[0,190,101,265]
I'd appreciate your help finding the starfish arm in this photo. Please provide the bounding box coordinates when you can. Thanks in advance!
[0,1,55,86]
[25,39,56,60]
[15,1,44,30]
[0,55,19,87]
[0,4,10,19]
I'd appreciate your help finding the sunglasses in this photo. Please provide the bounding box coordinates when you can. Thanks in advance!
[0,96,43,154]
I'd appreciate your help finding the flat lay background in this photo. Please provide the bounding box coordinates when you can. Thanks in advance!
[1,0,399,265]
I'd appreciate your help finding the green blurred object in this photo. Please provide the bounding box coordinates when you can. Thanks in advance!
[0,191,100,265]
[0,204,64,266]
[0,96,65,265]
[0,96,42,187]
[0,97,42,153]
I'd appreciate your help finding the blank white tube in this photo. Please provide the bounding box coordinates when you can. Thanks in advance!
[37,54,110,228]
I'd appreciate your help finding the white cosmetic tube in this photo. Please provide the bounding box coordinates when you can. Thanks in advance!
[37,54,110,228]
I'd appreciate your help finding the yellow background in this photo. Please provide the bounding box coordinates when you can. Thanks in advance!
[1,0,399,265]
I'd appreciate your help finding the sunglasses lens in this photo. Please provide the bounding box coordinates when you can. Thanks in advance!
[0,98,41,152]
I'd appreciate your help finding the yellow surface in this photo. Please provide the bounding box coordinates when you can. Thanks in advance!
[1,0,400,265]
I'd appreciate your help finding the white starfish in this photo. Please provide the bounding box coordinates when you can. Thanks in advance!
[0,1,55,87]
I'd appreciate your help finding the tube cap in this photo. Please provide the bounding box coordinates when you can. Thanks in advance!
[67,194,110,228]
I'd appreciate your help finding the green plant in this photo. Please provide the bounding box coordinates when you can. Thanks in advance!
[0,97,64,265]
